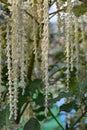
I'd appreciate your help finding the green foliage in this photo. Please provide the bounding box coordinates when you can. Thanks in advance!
[34,92,45,106]
[28,79,42,92]
[60,101,78,112]
[0,106,10,128]
[72,4,87,17]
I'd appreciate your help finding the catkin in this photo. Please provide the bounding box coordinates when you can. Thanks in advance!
[6,21,14,119]
[74,16,79,81]
[41,0,49,116]
[70,13,74,72]
[4,0,86,120]
[32,2,39,77]
[11,0,19,120]
[81,16,87,73]
[20,2,25,95]
[81,17,85,51]
[65,0,71,90]
[70,23,74,71]
[0,27,2,101]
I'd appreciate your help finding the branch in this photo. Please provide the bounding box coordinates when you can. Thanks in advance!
[49,7,66,16]
[25,7,66,23]
[48,107,65,130]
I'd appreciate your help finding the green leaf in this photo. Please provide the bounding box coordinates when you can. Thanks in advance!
[60,101,78,112]
[72,4,87,17]
[29,79,42,92]
[34,92,45,106]
[0,105,10,128]
[36,115,45,121]
[18,87,30,111]
[0,0,7,3]
[24,118,41,130]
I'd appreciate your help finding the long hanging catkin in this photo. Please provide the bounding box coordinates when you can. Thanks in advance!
[0,27,2,101]
[20,2,26,95]
[80,16,87,75]
[11,0,19,120]
[70,18,74,72]
[41,0,49,116]
[81,17,85,52]
[6,20,14,119]
[74,16,79,81]
[32,1,39,77]
[65,0,71,90]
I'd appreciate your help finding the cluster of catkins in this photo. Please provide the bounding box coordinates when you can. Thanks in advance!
[0,0,49,119]
[0,0,86,120]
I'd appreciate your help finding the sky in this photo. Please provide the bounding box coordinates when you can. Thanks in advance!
[49,3,57,23]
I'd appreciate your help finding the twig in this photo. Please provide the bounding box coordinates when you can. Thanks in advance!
[25,10,39,25]
[48,107,65,130]
[49,7,66,16]
[49,7,66,19]
[49,13,56,20]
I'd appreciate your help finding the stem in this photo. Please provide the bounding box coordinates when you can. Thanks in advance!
[48,107,65,130]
